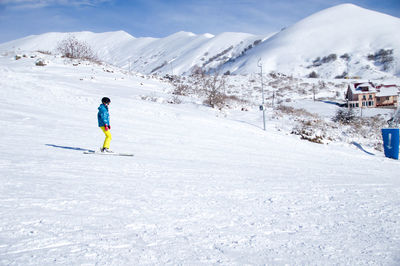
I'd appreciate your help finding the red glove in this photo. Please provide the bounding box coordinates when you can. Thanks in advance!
[105,125,110,131]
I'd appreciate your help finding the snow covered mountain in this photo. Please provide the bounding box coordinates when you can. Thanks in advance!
[226,3,400,79]
[0,30,265,76]
[0,3,399,78]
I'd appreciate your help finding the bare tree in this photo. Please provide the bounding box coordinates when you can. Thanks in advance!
[56,35,98,62]
[168,69,239,110]
[200,71,227,109]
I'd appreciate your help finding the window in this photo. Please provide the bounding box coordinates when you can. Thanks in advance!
[362,95,367,100]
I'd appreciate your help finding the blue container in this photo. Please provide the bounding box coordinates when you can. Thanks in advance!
[381,128,400,160]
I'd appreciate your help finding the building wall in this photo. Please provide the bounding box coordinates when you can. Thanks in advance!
[347,91,376,108]
[357,93,376,107]
[376,95,399,107]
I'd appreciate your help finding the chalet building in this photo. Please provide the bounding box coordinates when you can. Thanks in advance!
[346,82,377,108]
[376,86,399,107]
[346,82,399,108]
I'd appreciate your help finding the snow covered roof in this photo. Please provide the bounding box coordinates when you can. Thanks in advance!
[376,87,399,97]
[349,82,377,94]
[356,82,372,88]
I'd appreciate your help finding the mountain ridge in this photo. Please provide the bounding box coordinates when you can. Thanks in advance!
[226,3,400,78]
[1,3,399,78]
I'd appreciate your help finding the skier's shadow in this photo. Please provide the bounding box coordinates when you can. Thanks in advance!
[46,144,95,153]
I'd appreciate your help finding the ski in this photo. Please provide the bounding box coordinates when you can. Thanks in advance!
[83,151,134,156]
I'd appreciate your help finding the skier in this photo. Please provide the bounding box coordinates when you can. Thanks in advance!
[98,97,113,153]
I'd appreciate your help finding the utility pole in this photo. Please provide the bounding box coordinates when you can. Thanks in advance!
[258,59,266,131]
[272,87,275,108]
[313,84,315,101]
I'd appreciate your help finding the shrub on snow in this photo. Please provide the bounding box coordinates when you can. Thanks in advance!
[35,58,48,66]
[332,108,356,124]
[56,35,98,62]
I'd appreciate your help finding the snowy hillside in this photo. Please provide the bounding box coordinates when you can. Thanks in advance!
[0,30,265,76]
[1,44,400,264]
[227,4,400,78]
[1,4,399,78]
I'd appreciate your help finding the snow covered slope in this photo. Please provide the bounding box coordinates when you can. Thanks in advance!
[0,30,135,56]
[0,30,265,76]
[1,4,399,78]
[226,4,400,78]
[0,47,400,264]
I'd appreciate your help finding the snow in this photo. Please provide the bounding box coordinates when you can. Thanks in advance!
[349,82,378,94]
[377,87,399,97]
[0,30,263,76]
[285,99,341,118]
[225,4,400,78]
[1,49,400,265]
[2,4,398,79]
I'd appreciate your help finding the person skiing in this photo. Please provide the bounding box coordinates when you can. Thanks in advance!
[98,97,112,152]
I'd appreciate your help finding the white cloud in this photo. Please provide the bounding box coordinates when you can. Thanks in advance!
[0,0,113,9]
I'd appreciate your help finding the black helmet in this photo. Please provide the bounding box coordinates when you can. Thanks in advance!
[102,97,111,104]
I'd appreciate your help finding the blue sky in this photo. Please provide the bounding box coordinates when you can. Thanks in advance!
[0,0,399,43]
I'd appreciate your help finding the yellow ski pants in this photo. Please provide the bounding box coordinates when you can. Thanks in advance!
[100,126,112,149]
